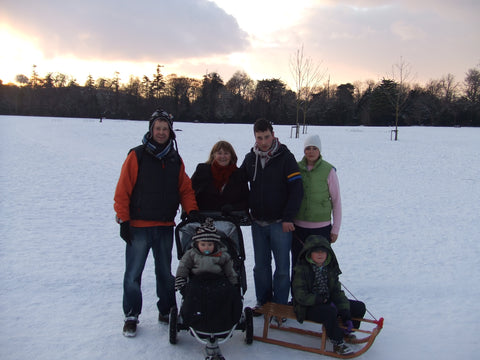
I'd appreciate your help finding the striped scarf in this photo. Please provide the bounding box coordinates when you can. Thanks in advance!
[252,137,280,181]
[142,133,172,160]
[253,137,280,167]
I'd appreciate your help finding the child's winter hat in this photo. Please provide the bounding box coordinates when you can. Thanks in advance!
[148,108,175,139]
[307,250,332,267]
[192,218,221,243]
[304,134,322,153]
[310,245,329,254]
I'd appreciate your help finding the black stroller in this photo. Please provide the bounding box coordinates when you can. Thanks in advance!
[169,212,253,360]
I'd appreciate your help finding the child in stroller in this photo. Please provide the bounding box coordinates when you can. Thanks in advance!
[175,218,238,289]
[169,217,253,360]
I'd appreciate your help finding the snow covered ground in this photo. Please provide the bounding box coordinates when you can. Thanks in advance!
[0,115,479,360]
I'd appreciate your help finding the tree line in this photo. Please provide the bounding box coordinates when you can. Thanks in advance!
[0,64,479,127]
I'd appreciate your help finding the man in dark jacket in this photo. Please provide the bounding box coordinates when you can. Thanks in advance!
[241,118,303,309]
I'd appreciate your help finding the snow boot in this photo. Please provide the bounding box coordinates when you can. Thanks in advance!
[123,316,138,337]
[333,341,354,355]
[270,316,287,327]
[158,312,169,324]
[344,333,357,342]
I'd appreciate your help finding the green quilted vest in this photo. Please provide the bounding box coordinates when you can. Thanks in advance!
[295,157,333,222]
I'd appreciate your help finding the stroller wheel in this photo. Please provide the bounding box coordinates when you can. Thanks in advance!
[244,307,254,344]
[169,307,178,344]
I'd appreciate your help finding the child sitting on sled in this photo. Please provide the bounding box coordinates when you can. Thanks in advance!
[174,218,242,333]
[292,234,366,356]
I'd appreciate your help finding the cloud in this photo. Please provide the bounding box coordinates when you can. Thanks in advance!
[390,21,426,41]
[254,1,479,84]
[1,0,249,62]
[1,0,478,86]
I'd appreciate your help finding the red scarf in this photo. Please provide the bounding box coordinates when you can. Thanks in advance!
[211,160,237,192]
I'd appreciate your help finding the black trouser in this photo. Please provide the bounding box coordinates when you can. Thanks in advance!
[305,300,366,342]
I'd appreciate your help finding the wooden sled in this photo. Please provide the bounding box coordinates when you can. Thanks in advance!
[253,302,384,359]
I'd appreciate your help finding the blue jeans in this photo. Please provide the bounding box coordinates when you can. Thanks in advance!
[251,222,292,305]
[123,226,176,318]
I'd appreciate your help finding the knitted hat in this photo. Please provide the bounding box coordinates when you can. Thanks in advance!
[192,218,221,243]
[304,134,322,153]
[148,108,175,139]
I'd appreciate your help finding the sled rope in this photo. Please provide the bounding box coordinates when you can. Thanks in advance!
[341,282,378,321]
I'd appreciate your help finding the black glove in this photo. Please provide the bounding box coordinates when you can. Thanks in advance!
[187,210,204,223]
[120,221,131,245]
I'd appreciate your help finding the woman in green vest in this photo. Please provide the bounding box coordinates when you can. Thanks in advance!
[292,134,342,269]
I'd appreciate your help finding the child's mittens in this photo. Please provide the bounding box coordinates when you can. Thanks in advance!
[175,276,187,291]
[338,309,353,333]
[343,320,354,334]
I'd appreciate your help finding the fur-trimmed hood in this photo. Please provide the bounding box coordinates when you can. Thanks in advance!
[296,235,341,277]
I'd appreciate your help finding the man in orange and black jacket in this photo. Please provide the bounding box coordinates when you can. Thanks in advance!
[114,109,200,337]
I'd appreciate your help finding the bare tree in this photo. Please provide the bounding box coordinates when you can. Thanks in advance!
[439,73,459,103]
[385,56,414,140]
[289,45,327,137]
[425,79,443,97]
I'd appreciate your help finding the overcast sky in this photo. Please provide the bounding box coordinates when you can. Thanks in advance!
[1,0,479,88]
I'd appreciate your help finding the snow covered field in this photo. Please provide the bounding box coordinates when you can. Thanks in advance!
[1,115,479,360]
